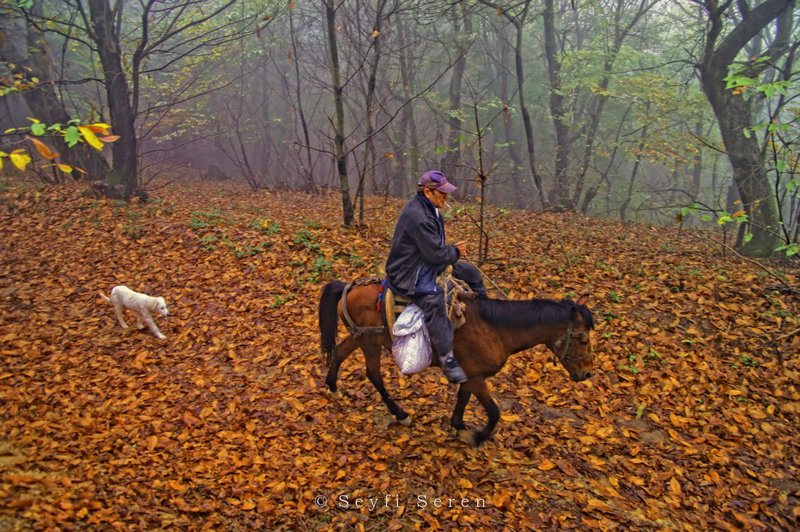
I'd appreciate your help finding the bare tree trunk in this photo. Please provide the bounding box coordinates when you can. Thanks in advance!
[619,103,650,221]
[690,121,703,198]
[543,0,572,210]
[324,0,354,227]
[581,101,633,214]
[396,14,419,193]
[86,0,139,200]
[573,0,657,210]
[360,0,389,224]
[507,2,547,208]
[482,18,524,204]
[494,25,523,171]
[440,3,472,186]
[289,8,316,190]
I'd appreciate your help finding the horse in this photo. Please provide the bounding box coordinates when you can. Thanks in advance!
[318,279,595,446]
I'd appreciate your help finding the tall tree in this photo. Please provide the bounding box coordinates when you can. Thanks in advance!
[324,0,355,227]
[570,0,660,211]
[394,12,420,194]
[696,0,795,257]
[84,0,139,199]
[479,0,547,208]
[538,0,662,211]
[288,5,317,190]
[23,0,257,199]
[479,17,524,201]
[439,2,473,186]
[359,0,391,223]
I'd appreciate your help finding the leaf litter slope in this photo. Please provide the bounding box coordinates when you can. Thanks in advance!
[0,178,797,530]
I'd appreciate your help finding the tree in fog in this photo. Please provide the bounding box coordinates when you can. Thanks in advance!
[13,0,267,199]
[695,0,796,257]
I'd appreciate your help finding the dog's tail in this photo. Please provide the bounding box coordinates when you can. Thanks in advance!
[99,292,111,303]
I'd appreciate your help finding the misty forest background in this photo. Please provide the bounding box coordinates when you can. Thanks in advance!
[2,1,800,529]
[1,0,798,258]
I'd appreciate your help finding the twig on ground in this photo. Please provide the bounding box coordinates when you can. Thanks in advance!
[700,233,793,292]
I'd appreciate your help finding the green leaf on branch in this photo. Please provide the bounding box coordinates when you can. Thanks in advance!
[724,74,757,90]
[756,81,789,98]
[64,126,80,147]
[775,243,799,257]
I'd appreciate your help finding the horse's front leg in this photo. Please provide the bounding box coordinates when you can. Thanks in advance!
[450,384,472,431]
[456,378,499,447]
[363,340,410,425]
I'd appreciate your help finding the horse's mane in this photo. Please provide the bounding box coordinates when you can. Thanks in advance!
[477,297,595,330]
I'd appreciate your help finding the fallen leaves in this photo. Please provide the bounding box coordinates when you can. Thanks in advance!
[0,178,797,529]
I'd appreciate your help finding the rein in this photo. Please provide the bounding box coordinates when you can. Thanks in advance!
[552,321,582,364]
[461,257,507,299]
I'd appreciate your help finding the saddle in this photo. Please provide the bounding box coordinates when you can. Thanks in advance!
[339,276,471,340]
[383,277,470,340]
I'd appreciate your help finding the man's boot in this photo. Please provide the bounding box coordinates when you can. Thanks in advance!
[440,351,467,384]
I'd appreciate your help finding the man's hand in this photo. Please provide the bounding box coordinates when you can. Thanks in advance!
[455,240,468,258]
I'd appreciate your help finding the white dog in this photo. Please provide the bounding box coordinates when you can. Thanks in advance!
[100,285,169,339]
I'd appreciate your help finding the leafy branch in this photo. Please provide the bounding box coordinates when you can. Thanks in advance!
[2,118,118,175]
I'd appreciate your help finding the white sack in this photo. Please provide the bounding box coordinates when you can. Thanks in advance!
[391,304,432,375]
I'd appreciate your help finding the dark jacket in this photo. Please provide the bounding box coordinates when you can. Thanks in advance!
[385,193,460,297]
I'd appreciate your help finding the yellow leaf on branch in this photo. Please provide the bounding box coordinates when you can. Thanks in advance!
[84,122,111,135]
[9,149,32,171]
[78,126,104,151]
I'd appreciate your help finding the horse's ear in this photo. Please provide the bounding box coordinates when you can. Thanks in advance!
[576,294,589,306]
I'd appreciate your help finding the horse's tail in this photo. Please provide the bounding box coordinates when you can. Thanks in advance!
[319,280,347,365]
[99,292,111,303]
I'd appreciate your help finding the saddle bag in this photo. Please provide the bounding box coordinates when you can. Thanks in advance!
[391,304,432,375]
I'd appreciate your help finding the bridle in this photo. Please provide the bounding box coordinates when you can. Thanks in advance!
[552,321,587,365]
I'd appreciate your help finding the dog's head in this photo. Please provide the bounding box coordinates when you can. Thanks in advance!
[155,297,169,317]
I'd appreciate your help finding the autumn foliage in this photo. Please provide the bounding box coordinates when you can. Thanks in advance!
[0,177,798,529]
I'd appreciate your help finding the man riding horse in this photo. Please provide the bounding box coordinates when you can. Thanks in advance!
[320,171,594,444]
[385,170,487,384]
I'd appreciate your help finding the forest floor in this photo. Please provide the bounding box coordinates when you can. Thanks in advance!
[0,175,798,530]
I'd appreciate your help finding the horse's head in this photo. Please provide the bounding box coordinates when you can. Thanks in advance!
[552,295,594,382]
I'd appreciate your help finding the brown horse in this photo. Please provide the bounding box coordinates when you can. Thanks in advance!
[319,279,595,446]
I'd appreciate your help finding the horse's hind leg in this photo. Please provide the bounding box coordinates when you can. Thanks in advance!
[326,335,359,392]
[363,344,410,425]
[450,384,472,431]
[457,378,499,447]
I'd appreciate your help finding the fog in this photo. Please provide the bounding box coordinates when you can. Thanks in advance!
[1,0,797,240]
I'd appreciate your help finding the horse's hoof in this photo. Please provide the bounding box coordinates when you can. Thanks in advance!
[326,388,342,399]
[397,415,412,426]
[457,429,477,446]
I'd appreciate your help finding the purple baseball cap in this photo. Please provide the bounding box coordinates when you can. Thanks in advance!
[418,170,456,193]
